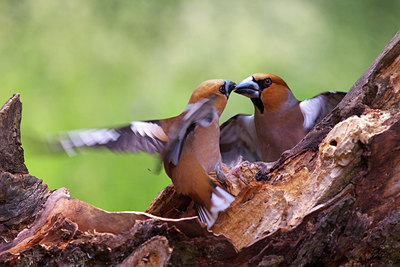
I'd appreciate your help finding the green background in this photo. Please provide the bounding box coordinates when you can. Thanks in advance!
[1,0,399,212]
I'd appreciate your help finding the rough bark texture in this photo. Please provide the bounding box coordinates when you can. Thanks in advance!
[0,94,27,174]
[0,31,399,266]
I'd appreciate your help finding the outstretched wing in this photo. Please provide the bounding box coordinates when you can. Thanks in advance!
[219,114,262,166]
[299,91,346,131]
[163,97,218,166]
[50,120,168,156]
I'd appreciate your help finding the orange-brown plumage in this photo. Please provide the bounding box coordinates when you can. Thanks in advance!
[55,79,236,229]
[251,73,290,113]
[188,79,229,116]
[231,73,346,162]
[164,81,226,212]
[254,103,306,161]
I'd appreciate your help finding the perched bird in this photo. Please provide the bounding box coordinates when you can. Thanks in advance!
[53,79,236,228]
[220,73,346,164]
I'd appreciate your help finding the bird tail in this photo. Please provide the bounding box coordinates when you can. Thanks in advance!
[197,184,235,229]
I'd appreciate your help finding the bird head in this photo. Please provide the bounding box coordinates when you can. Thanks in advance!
[188,79,236,116]
[234,73,293,114]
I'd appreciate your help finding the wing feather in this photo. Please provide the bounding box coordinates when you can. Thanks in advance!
[163,96,218,166]
[219,114,262,166]
[299,91,346,131]
[50,120,168,156]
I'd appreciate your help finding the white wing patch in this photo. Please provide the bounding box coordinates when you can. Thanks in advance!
[53,121,168,156]
[130,121,168,141]
[299,96,326,131]
[61,128,120,156]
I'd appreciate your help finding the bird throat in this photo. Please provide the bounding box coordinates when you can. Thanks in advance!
[251,98,264,114]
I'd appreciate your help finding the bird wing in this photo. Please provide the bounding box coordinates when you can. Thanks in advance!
[299,91,346,131]
[50,120,168,156]
[219,114,262,166]
[163,97,218,166]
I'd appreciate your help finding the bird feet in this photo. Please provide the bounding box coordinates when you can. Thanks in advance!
[226,157,249,185]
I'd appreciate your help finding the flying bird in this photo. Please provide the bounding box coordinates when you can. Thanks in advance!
[220,73,346,164]
[52,79,236,229]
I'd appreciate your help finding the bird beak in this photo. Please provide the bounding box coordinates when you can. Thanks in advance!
[224,80,237,98]
[234,76,260,98]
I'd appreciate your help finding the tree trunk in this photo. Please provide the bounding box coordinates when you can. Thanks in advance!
[0,30,399,266]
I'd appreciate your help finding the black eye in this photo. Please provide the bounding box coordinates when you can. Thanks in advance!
[264,78,272,87]
[219,84,226,94]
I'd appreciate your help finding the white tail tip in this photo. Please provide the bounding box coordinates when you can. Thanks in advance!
[197,186,235,229]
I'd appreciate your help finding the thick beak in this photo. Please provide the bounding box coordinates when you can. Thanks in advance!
[234,76,260,98]
[224,80,237,98]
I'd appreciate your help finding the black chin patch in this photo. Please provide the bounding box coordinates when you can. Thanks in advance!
[251,98,264,114]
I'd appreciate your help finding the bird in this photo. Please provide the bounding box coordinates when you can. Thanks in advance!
[220,73,346,164]
[51,79,236,229]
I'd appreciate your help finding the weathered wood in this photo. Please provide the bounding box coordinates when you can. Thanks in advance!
[0,94,27,174]
[0,30,399,266]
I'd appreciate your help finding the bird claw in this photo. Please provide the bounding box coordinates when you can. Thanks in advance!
[226,157,248,185]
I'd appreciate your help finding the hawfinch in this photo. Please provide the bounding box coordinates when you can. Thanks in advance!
[220,73,346,164]
[54,79,236,228]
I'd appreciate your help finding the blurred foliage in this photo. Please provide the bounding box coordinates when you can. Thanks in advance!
[0,0,399,211]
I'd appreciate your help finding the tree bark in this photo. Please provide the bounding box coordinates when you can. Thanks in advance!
[0,30,399,266]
